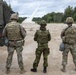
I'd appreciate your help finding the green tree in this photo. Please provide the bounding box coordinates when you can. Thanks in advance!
[32,17,42,23]
[42,12,55,23]
[18,17,26,23]
[73,13,76,22]
[73,7,76,14]
[63,6,73,21]
[47,17,52,23]
[42,14,49,22]
[54,13,63,23]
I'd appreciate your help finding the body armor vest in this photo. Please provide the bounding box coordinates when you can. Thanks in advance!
[6,21,22,40]
[37,30,49,43]
[64,26,76,44]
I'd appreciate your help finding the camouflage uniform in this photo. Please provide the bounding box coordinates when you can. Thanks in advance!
[31,20,51,73]
[61,17,76,72]
[3,13,26,74]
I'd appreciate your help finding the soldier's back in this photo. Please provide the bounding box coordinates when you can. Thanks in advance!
[65,26,76,44]
[36,30,49,44]
[6,21,22,40]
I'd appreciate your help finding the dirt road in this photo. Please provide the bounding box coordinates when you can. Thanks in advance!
[0,23,76,75]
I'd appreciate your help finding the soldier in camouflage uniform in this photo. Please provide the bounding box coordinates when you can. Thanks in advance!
[3,13,26,74]
[31,20,51,73]
[61,17,76,72]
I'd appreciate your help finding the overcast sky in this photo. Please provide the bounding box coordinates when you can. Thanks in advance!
[5,0,76,17]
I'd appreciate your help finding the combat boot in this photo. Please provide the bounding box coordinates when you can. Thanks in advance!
[6,68,10,74]
[20,68,26,74]
[43,67,47,73]
[61,65,66,72]
[31,68,37,72]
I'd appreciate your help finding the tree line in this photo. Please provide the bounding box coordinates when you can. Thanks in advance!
[32,6,76,23]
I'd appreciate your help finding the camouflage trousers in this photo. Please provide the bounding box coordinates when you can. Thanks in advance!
[33,47,50,68]
[62,44,76,66]
[6,46,24,69]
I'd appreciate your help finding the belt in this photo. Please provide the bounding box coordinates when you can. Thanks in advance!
[9,40,22,42]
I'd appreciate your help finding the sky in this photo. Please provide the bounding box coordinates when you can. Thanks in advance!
[4,0,76,17]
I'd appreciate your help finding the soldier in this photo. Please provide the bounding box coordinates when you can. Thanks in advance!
[31,20,51,73]
[61,17,76,72]
[3,13,26,74]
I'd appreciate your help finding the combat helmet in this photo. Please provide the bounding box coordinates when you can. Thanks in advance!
[40,20,47,26]
[10,13,18,20]
[66,17,74,23]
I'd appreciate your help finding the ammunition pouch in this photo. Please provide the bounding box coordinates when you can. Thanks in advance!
[4,37,9,47]
[44,48,50,55]
[59,42,65,51]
